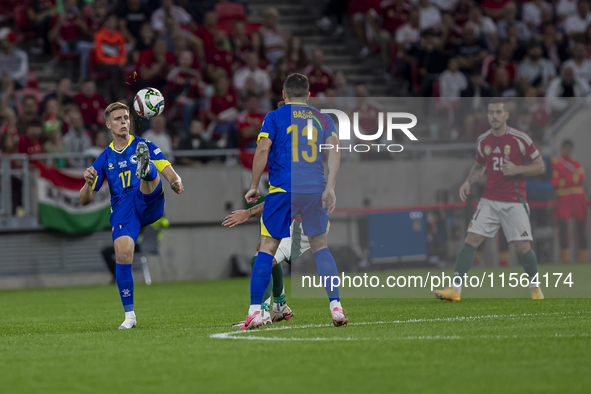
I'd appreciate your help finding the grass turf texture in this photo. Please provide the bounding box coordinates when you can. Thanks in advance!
[1,265,590,394]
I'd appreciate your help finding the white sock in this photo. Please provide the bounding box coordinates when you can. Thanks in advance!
[248,304,261,315]
[330,300,342,311]
[125,311,136,319]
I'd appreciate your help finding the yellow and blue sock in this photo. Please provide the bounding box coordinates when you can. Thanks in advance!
[142,162,158,181]
[249,252,274,314]
[116,263,134,312]
[313,247,340,302]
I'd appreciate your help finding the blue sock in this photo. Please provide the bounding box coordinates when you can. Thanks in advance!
[142,162,158,181]
[250,252,274,305]
[313,248,340,302]
[116,263,134,312]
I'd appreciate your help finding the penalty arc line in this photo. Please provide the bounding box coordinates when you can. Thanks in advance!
[210,311,591,341]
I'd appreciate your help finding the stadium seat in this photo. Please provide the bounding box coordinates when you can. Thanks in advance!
[215,3,246,23]
[14,3,37,41]
[26,70,38,89]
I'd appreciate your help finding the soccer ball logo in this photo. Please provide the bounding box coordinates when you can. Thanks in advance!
[133,87,165,119]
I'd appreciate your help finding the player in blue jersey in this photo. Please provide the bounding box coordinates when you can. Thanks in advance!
[79,102,184,329]
[240,73,347,329]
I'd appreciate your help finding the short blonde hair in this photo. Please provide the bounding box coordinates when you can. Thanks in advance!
[104,102,129,121]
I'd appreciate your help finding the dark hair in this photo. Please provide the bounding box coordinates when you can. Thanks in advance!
[488,98,507,107]
[27,119,43,130]
[81,77,94,85]
[22,94,38,104]
[283,73,309,99]
[562,139,574,148]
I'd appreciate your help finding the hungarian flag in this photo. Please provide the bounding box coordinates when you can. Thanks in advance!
[36,163,111,234]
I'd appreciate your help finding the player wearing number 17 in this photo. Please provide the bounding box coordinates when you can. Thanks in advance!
[79,102,184,329]
[241,73,347,329]
[434,98,546,301]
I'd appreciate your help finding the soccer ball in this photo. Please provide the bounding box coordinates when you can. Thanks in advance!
[133,88,165,119]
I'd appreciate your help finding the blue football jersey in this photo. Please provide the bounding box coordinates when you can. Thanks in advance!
[92,135,171,207]
[257,102,337,193]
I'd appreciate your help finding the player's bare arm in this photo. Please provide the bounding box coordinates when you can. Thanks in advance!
[80,166,98,206]
[323,135,340,214]
[501,155,545,177]
[245,137,273,204]
[222,202,265,228]
[459,161,487,202]
[161,165,184,194]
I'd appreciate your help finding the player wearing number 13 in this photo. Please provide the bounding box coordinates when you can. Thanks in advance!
[79,102,184,330]
[434,98,546,301]
[241,73,348,329]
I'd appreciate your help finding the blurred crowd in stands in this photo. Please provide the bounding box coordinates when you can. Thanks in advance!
[0,0,589,170]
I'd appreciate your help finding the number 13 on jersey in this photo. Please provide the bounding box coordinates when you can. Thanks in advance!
[288,124,318,163]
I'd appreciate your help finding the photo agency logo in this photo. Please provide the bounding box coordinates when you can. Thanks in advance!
[319,110,418,152]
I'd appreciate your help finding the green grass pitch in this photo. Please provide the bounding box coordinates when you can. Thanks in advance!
[1,265,590,394]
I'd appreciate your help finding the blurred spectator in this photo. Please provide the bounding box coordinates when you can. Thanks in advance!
[42,97,63,136]
[63,110,92,168]
[0,74,17,115]
[236,95,265,149]
[514,108,543,142]
[285,36,308,73]
[233,52,271,96]
[249,32,269,70]
[94,13,127,101]
[18,119,44,156]
[16,95,40,136]
[453,0,472,25]
[304,49,334,95]
[440,12,462,57]
[490,67,521,96]
[206,30,239,80]
[523,88,551,130]
[259,7,289,65]
[497,2,531,42]
[195,11,218,51]
[518,42,556,96]
[460,72,491,140]
[143,115,174,161]
[40,77,74,116]
[455,23,488,74]
[351,84,384,144]
[86,0,108,34]
[0,108,19,143]
[0,28,29,89]
[417,29,446,96]
[118,0,150,46]
[468,7,498,51]
[74,79,108,132]
[166,50,203,136]
[546,66,591,120]
[317,0,350,38]
[564,0,591,39]
[48,0,91,55]
[368,0,409,67]
[27,0,57,54]
[334,72,355,98]
[271,57,289,105]
[84,131,109,159]
[230,21,250,61]
[151,0,194,33]
[557,0,578,22]
[43,128,67,168]
[562,42,591,83]
[208,77,238,148]
[132,22,156,63]
[178,120,212,164]
[136,39,176,91]
[439,57,468,98]
[522,0,552,32]
[419,0,442,32]
[482,0,510,22]
[482,40,516,86]
[541,23,569,69]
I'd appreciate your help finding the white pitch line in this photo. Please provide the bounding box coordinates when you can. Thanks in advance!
[210,311,591,341]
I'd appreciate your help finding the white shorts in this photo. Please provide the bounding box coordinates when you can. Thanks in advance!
[468,198,533,242]
[275,220,310,264]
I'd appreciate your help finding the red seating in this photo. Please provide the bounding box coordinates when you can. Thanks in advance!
[26,70,38,89]
[215,3,246,23]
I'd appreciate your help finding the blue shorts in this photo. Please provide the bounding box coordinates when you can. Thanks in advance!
[110,181,165,243]
[261,192,329,239]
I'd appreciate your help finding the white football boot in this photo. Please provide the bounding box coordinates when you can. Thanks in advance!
[118,311,137,329]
